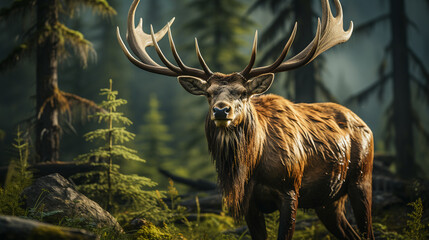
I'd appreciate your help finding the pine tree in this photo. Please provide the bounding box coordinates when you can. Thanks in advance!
[0,126,33,216]
[0,0,116,163]
[248,0,337,102]
[138,94,173,164]
[75,79,156,211]
[348,0,429,178]
[135,94,173,186]
[182,0,254,73]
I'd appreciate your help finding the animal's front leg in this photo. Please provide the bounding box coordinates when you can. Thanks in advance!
[277,190,298,240]
[245,199,267,240]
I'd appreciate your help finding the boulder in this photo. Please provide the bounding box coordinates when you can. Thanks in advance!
[22,173,122,232]
[0,215,98,240]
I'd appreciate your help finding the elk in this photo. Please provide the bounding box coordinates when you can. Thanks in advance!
[117,0,374,239]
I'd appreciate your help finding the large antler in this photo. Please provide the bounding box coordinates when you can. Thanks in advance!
[241,0,353,79]
[116,0,213,79]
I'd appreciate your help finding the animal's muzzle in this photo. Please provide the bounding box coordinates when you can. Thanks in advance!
[213,107,231,119]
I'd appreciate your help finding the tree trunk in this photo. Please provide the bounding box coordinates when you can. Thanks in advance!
[390,0,416,178]
[293,0,316,103]
[36,0,61,163]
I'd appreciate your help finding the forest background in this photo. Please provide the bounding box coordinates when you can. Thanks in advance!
[0,0,428,190]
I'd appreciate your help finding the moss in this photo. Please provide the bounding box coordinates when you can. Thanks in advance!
[30,225,94,240]
[135,222,174,240]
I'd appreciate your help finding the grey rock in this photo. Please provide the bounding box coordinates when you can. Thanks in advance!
[22,173,122,232]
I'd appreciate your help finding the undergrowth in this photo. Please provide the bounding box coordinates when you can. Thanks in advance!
[0,127,32,216]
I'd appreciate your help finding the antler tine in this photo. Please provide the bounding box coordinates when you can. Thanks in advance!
[168,24,190,72]
[240,31,258,78]
[126,0,171,65]
[150,25,182,73]
[244,23,298,78]
[245,0,352,79]
[314,0,353,61]
[195,38,213,77]
[167,24,208,78]
[274,19,322,72]
[117,0,211,79]
[117,27,177,76]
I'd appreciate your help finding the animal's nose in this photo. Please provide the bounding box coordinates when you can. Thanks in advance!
[213,106,231,119]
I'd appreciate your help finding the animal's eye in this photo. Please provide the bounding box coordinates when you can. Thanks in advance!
[240,91,248,98]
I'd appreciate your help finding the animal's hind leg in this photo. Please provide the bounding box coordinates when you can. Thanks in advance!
[348,132,375,239]
[315,196,361,240]
[348,182,374,239]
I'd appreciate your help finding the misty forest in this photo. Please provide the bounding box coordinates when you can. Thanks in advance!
[0,0,428,239]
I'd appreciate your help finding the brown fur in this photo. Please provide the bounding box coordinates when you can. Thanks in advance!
[202,73,374,240]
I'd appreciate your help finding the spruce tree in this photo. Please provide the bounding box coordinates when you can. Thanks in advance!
[138,95,173,164]
[182,0,254,73]
[348,0,429,178]
[75,79,156,211]
[134,94,173,186]
[0,0,116,162]
[0,126,33,216]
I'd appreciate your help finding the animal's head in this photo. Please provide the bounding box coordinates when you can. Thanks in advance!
[178,72,274,127]
[117,0,353,128]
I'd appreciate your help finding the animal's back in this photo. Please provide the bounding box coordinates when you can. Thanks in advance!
[250,94,373,208]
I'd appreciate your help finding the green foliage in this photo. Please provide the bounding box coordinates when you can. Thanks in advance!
[182,0,254,73]
[404,198,428,239]
[76,79,145,165]
[0,0,116,69]
[135,94,173,186]
[0,127,33,216]
[137,94,173,162]
[373,222,406,240]
[74,79,156,212]
[72,164,161,219]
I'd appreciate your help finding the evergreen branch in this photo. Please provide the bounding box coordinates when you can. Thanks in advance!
[54,23,95,67]
[83,127,135,143]
[376,53,389,101]
[62,91,105,113]
[410,75,429,104]
[382,102,394,150]
[354,14,389,35]
[65,0,116,16]
[100,99,127,110]
[260,6,293,48]
[259,33,291,65]
[411,107,429,143]
[111,145,145,163]
[37,87,71,119]
[406,16,420,34]
[248,0,271,13]
[408,47,429,86]
[0,0,36,21]
[0,42,31,71]
[91,112,133,125]
[346,73,392,105]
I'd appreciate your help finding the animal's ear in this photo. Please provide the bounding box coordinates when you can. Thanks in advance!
[178,76,208,96]
[246,73,275,96]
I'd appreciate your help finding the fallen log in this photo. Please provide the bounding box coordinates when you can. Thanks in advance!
[180,193,223,213]
[158,168,217,191]
[0,215,98,240]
